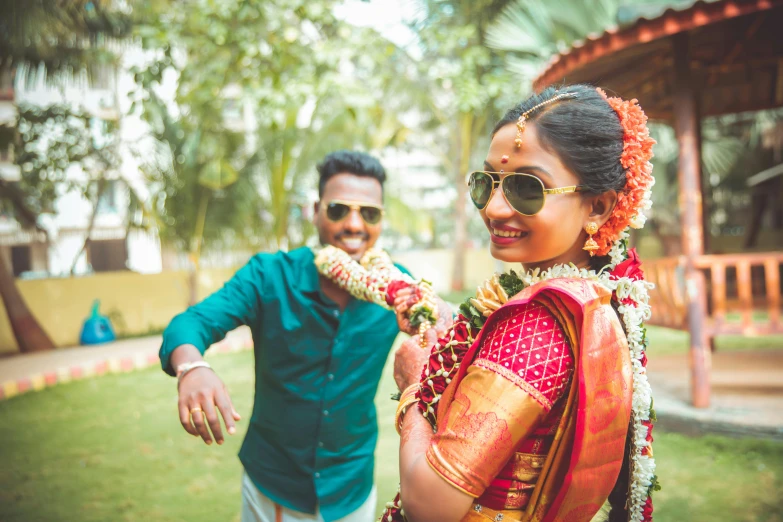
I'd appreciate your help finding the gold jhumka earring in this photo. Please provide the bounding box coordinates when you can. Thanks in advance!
[515,92,579,148]
[583,222,600,256]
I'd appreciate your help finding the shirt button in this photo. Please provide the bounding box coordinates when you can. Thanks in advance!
[318,441,324,448]
[323,410,329,416]
[327,373,334,381]
[332,310,339,318]
[314,472,321,479]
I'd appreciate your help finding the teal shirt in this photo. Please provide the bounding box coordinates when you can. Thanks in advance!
[159,247,406,521]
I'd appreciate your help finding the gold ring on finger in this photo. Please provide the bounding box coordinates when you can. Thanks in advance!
[190,407,203,415]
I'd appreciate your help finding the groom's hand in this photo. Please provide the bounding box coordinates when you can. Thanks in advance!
[395,291,453,337]
[172,345,241,446]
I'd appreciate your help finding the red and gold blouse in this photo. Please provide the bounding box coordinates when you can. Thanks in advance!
[426,299,574,511]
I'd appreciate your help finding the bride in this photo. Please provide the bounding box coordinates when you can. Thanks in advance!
[388,84,657,522]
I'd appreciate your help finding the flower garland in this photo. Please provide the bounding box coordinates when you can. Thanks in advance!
[313,245,439,332]
[381,234,658,522]
[592,89,656,256]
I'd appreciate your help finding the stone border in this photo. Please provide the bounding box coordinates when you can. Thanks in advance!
[0,337,253,402]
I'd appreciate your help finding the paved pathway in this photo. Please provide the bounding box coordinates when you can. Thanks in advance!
[646,348,783,440]
[0,327,251,400]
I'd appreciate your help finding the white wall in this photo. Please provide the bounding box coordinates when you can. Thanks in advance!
[127,229,163,274]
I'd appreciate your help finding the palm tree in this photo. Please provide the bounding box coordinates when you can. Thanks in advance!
[1,0,131,87]
[648,110,783,254]
[486,0,685,93]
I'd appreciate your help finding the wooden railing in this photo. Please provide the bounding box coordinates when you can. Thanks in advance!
[644,252,783,336]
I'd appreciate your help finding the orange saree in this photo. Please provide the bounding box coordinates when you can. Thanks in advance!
[427,278,633,522]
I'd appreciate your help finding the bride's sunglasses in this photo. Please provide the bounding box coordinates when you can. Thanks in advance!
[324,200,384,225]
[467,171,583,216]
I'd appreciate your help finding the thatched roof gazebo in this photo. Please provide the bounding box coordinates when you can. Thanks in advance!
[534,0,783,407]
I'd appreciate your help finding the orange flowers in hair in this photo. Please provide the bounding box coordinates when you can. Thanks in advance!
[594,88,656,256]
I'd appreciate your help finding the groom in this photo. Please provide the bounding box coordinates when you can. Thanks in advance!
[159,150,410,522]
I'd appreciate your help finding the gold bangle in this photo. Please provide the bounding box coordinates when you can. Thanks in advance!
[395,384,420,435]
[395,399,417,435]
[399,383,419,404]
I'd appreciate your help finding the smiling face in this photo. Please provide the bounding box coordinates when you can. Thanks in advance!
[478,122,612,271]
[313,172,383,260]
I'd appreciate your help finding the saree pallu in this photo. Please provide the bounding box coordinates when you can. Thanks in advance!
[429,278,633,522]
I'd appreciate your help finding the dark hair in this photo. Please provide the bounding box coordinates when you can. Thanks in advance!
[493,84,626,196]
[317,150,386,197]
[497,85,632,520]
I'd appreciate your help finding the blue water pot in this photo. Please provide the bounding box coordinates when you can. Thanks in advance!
[80,300,116,345]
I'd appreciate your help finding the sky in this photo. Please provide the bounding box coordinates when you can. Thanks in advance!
[333,0,421,55]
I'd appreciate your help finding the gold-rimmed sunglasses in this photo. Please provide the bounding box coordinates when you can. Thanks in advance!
[467,171,583,216]
[323,199,385,225]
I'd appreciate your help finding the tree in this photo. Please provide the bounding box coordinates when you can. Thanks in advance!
[245,26,420,250]
[405,0,517,291]
[0,1,131,352]
[1,0,131,86]
[486,0,684,88]
[131,1,350,303]
[133,85,263,305]
[131,0,419,293]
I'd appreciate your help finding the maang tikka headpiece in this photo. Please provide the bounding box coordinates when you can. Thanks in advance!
[515,91,578,147]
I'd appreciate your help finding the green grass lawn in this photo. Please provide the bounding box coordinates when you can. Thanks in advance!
[1,343,782,522]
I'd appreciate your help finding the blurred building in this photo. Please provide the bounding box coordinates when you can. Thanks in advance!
[0,56,163,279]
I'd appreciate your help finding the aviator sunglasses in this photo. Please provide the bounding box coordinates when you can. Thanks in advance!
[468,171,583,216]
[323,199,384,225]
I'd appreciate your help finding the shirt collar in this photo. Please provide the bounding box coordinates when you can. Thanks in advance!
[295,247,322,295]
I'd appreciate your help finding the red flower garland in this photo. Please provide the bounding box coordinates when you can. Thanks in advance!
[381,314,475,522]
[385,280,420,306]
[415,315,474,423]
[610,248,644,281]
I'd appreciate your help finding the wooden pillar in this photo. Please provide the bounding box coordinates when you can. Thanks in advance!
[672,33,711,408]
[696,100,710,254]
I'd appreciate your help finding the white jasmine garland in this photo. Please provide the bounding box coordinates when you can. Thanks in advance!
[629,211,647,229]
[314,246,438,322]
[630,184,654,230]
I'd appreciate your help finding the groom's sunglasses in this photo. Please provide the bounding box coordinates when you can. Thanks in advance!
[324,200,384,225]
[468,171,583,216]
